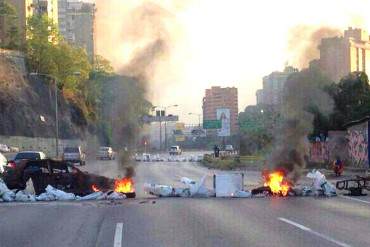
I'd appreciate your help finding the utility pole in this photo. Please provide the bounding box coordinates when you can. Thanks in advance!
[54,77,59,157]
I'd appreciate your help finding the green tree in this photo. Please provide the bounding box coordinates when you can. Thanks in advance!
[0,0,20,49]
[327,72,370,129]
[239,105,280,154]
[26,14,59,74]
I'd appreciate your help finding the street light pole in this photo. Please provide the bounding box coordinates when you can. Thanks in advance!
[54,77,59,157]
[188,112,202,127]
[29,72,80,158]
[164,104,178,151]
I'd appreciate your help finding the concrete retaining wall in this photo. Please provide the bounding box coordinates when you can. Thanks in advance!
[0,135,87,157]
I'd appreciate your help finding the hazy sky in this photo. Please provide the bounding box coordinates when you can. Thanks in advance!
[92,0,370,124]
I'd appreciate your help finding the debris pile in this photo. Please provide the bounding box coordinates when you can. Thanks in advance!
[0,179,128,202]
[144,170,336,199]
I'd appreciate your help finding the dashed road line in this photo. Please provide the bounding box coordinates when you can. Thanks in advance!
[338,195,370,205]
[114,223,124,247]
[278,217,351,247]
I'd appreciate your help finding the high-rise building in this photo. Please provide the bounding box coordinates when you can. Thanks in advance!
[256,66,298,107]
[58,0,96,59]
[318,27,370,82]
[202,86,238,135]
[3,0,58,43]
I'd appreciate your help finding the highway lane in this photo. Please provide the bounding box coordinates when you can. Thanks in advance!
[0,157,369,247]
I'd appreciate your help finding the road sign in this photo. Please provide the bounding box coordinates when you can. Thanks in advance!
[203,120,221,129]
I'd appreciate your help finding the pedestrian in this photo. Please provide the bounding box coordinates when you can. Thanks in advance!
[332,156,344,176]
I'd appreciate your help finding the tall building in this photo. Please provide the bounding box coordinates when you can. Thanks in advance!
[256,66,298,107]
[3,0,58,43]
[318,27,370,82]
[202,86,238,135]
[58,0,96,59]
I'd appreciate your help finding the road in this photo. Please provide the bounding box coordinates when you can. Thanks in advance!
[1,154,370,247]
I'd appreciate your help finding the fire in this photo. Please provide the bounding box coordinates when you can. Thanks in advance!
[114,177,134,193]
[92,184,100,192]
[263,170,291,196]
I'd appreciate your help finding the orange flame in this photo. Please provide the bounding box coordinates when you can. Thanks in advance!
[114,177,134,193]
[92,184,100,192]
[263,170,291,196]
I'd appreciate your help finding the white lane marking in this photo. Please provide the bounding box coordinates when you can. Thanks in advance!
[338,195,370,205]
[278,217,351,247]
[114,223,124,247]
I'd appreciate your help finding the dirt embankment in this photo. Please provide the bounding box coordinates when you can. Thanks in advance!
[0,56,86,138]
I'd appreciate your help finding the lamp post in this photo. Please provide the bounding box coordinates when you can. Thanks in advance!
[29,72,80,157]
[164,104,178,151]
[188,112,202,127]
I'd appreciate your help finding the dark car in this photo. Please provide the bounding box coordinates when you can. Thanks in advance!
[2,159,116,196]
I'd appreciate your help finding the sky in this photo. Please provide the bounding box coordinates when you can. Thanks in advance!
[90,0,370,124]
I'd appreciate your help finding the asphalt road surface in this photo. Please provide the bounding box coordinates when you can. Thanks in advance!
[1,154,370,247]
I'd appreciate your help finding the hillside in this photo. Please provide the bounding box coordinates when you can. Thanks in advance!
[0,54,87,138]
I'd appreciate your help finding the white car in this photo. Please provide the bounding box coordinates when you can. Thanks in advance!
[169,146,182,155]
[0,152,7,173]
[97,147,115,160]
[63,146,86,166]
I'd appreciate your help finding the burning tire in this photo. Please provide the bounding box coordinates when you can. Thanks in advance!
[125,192,136,198]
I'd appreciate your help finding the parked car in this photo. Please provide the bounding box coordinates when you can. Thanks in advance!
[0,152,7,173]
[0,144,10,153]
[97,147,115,160]
[224,145,234,152]
[63,146,86,166]
[14,151,46,162]
[6,151,47,170]
[169,146,182,155]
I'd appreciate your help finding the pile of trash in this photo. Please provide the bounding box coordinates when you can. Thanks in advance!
[144,170,337,199]
[135,153,203,163]
[144,173,252,198]
[0,179,127,203]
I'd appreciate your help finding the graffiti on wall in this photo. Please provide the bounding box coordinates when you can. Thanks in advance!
[309,141,329,163]
[347,130,368,168]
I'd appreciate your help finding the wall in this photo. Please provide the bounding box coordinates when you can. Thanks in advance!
[346,121,368,168]
[0,135,86,157]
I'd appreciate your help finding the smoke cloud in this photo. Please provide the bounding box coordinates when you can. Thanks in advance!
[287,25,341,69]
[268,68,334,182]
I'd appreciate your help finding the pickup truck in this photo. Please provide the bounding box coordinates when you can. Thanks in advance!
[63,146,86,166]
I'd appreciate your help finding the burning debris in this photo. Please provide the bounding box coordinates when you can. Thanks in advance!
[336,176,370,196]
[0,159,136,203]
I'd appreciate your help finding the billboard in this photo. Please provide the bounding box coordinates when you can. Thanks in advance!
[216,108,231,137]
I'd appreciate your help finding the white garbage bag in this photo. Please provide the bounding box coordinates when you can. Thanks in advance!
[45,185,76,201]
[106,191,126,200]
[15,190,36,202]
[36,192,56,201]
[76,191,104,201]
[2,191,15,202]
[234,190,252,198]
[143,183,174,197]
[307,170,336,196]
[0,179,10,196]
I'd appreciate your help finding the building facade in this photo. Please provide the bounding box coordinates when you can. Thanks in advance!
[202,86,238,135]
[318,27,370,82]
[256,66,298,107]
[3,0,58,43]
[58,0,96,59]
